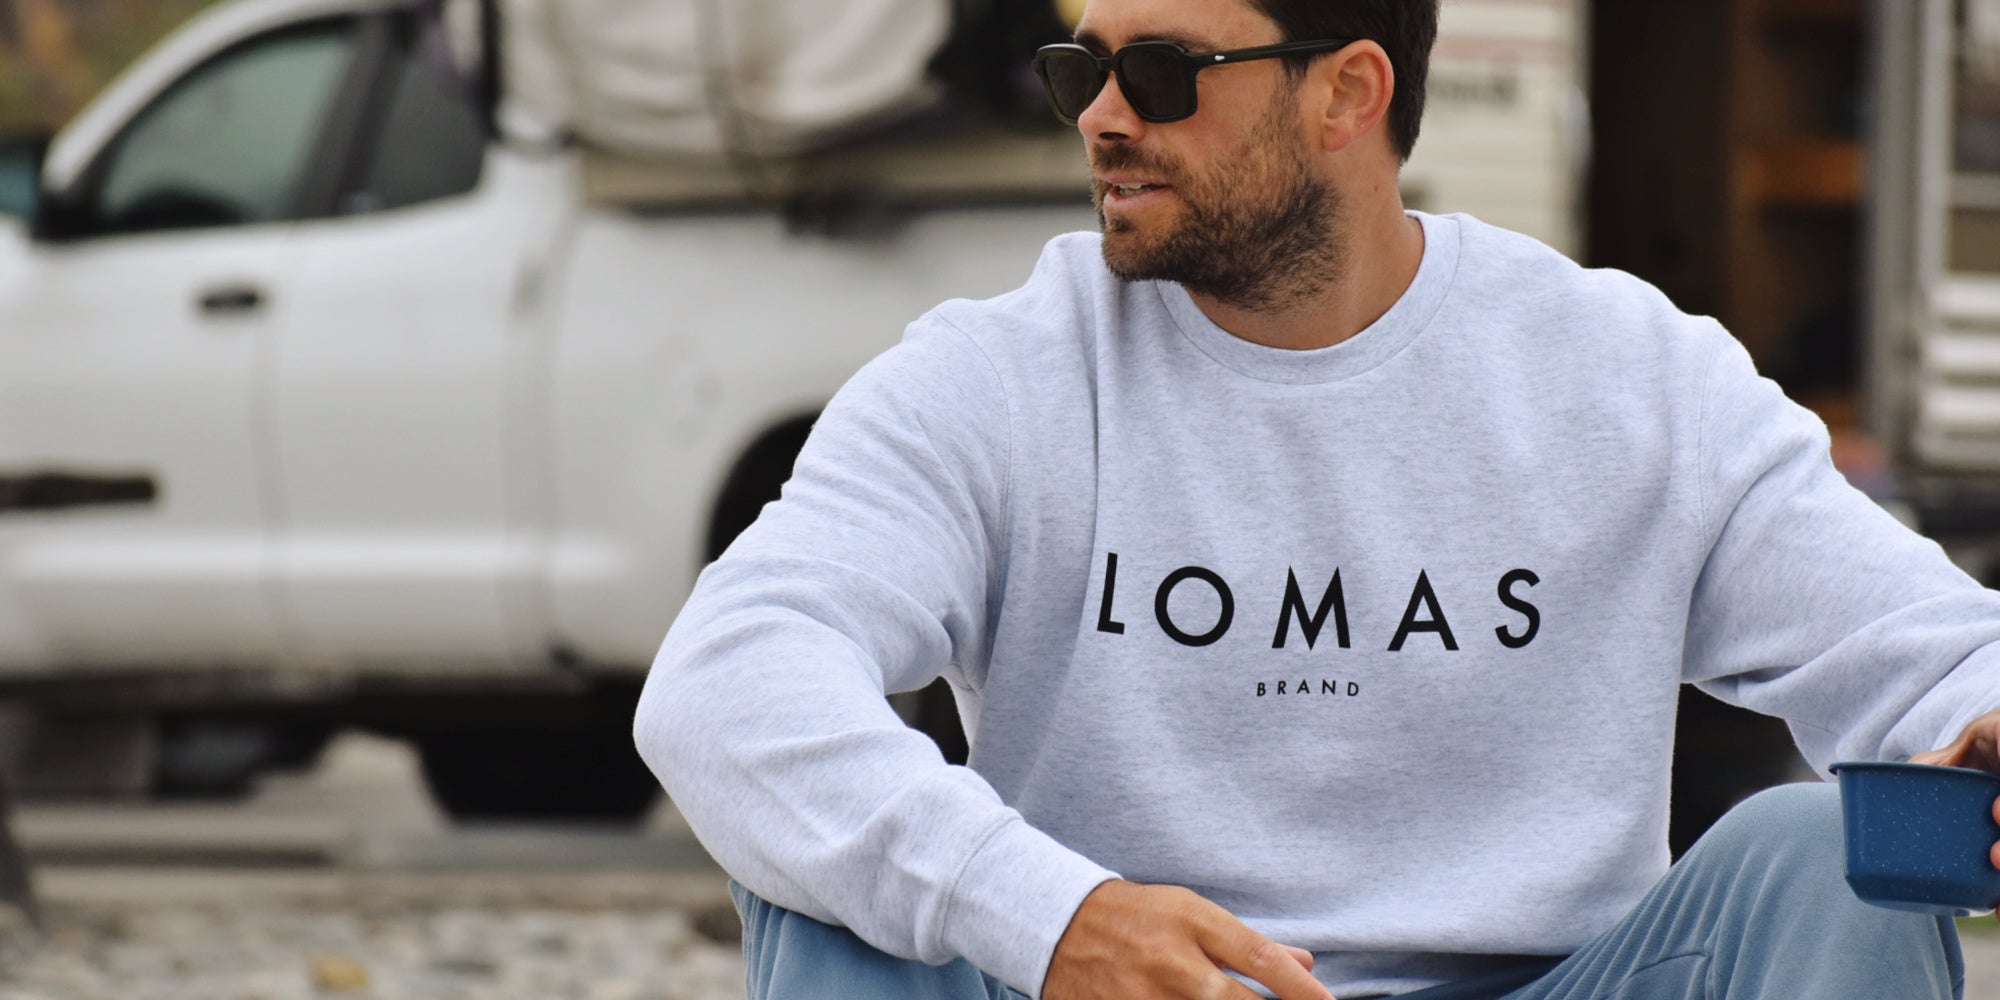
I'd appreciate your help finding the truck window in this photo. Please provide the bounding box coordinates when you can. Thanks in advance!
[347,19,486,214]
[88,20,360,235]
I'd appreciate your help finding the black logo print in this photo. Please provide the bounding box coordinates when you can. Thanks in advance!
[1095,552,1542,652]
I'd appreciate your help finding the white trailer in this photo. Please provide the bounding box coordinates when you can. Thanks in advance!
[1869,0,2000,568]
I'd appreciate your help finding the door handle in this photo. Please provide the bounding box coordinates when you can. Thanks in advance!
[0,470,158,513]
[198,284,265,315]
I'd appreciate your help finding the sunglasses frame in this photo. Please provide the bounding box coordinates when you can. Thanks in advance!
[1032,38,1360,125]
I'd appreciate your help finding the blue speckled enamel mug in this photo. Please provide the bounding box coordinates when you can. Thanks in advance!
[1828,761,2000,916]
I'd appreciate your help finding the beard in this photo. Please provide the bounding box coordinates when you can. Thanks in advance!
[1091,96,1346,312]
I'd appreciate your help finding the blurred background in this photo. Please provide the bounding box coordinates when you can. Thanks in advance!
[0,0,1998,997]
[1,1,224,131]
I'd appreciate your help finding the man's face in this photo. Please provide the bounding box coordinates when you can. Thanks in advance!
[1073,0,1344,310]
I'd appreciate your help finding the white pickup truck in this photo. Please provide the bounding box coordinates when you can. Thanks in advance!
[0,0,1106,819]
[0,0,1588,821]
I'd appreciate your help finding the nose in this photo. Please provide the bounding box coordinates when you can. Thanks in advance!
[1076,72,1147,144]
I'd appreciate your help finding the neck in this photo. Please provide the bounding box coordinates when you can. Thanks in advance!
[1188,193,1425,352]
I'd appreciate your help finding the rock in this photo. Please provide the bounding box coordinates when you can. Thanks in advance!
[586,978,640,1000]
[0,880,753,1000]
[432,955,499,977]
[0,905,41,953]
[312,953,370,992]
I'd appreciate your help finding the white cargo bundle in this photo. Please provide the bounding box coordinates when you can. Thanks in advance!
[492,0,951,160]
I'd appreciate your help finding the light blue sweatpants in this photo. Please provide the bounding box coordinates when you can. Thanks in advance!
[731,783,1966,999]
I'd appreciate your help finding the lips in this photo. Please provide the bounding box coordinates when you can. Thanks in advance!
[1091,142,1176,201]
[1097,177,1172,202]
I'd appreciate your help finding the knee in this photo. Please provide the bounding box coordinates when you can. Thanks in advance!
[1718,779,1841,831]
[1684,784,1963,994]
[732,881,872,998]
[730,882,1003,1000]
[1693,780,1844,874]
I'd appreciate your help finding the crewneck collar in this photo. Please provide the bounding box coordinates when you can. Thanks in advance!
[1156,211,1461,386]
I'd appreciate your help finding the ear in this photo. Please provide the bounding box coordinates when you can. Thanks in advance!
[1306,40,1396,156]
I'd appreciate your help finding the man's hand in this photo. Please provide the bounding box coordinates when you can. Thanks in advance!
[1910,707,2000,873]
[1043,879,1334,1000]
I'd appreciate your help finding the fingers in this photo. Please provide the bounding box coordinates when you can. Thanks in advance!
[1185,964,1325,1000]
[1913,740,1994,769]
[1915,710,2000,771]
[1195,917,1333,1000]
[1911,728,1978,767]
[1912,738,1972,769]
[1191,969,1276,1000]
[1044,880,1330,1000]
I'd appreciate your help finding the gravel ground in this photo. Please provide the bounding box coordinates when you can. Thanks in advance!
[0,722,1993,1000]
[0,875,1991,1000]
[0,872,746,1000]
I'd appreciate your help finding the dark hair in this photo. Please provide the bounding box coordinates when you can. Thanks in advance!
[1247,0,1439,161]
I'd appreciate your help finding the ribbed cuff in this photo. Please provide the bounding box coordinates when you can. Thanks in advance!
[938,817,1117,998]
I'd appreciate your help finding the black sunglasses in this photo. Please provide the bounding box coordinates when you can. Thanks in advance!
[1032,38,1358,125]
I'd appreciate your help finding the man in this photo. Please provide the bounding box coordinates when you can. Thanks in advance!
[635,0,2000,996]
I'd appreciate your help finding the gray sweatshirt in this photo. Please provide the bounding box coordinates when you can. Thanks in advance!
[634,212,2000,997]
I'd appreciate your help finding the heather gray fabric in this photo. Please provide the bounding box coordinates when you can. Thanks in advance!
[635,212,2000,997]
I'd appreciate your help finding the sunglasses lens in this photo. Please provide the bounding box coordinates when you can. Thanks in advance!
[1037,49,1105,122]
[1115,45,1192,121]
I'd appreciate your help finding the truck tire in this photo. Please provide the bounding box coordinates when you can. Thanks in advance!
[706,417,816,563]
[414,726,661,824]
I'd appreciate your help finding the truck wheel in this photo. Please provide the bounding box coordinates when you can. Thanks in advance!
[414,726,661,824]
[706,417,816,562]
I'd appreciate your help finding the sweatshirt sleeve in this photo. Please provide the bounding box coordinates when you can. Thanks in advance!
[1682,326,2000,770]
[632,317,1115,996]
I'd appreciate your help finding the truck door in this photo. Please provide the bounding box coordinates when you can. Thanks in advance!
[0,19,367,669]
[270,9,557,671]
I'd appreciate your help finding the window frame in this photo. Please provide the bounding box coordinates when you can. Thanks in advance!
[43,14,383,242]
[320,7,492,219]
